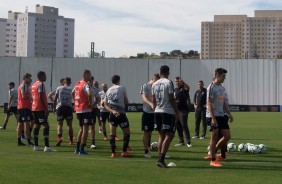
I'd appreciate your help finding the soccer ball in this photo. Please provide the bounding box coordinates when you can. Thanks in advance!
[151,141,158,151]
[238,143,248,152]
[227,143,236,151]
[259,144,266,153]
[247,144,254,152]
[251,145,261,154]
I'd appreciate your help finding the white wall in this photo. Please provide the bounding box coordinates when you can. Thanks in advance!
[0,57,281,106]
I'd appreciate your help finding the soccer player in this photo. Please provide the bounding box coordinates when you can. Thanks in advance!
[174,76,192,148]
[104,75,132,158]
[205,68,233,167]
[98,83,110,140]
[93,80,103,133]
[17,73,34,146]
[89,77,101,149]
[31,71,55,152]
[53,77,74,146]
[152,65,179,168]
[193,80,207,139]
[140,73,160,158]
[72,70,93,155]
[0,82,19,130]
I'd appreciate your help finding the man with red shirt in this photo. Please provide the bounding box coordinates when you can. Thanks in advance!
[31,71,55,152]
[17,73,34,146]
[73,70,93,155]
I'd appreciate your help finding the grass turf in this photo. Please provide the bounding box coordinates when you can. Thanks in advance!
[0,110,281,184]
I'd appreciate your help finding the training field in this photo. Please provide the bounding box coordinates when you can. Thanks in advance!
[0,110,281,184]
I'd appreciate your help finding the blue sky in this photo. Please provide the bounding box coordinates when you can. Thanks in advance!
[1,0,282,57]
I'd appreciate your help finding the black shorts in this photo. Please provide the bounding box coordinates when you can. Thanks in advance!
[32,111,48,125]
[154,113,176,132]
[56,106,73,121]
[18,109,33,123]
[100,112,110,123]
[109,113,129,129]
[91,108,100,124]
[207,116,229,132]
[7,106,18,115]
[142,112,154,131]
[76,112,93,126]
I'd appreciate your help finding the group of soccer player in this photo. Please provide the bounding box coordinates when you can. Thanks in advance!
[0,65,233,168]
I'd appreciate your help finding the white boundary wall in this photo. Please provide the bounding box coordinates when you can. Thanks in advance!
[0,57,281,105]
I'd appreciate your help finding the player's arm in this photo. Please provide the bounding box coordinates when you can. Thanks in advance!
[181,79,190,91]
[85,84,92,107]
[169,93,179,121]
[53,93,58,113]
[48,91,55,102]
[224,100,233,122]
[104,98,120,117]
[7,92,12,109]
[142,93,154,109]
[207,97,217,126]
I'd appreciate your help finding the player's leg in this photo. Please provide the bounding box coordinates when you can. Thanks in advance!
[67,119,74,145]
[201,110,207,138]
[89,109,97,148]
[193,109,201,138]
[56,120,64,146]
[1,112,11,130]
[17,121,25,146]
[175,119,184,146]
[79,112,91,154]
[24,120,33,146]
[180,112,192,147]
[207,117,221,167]
[109,122,117,157]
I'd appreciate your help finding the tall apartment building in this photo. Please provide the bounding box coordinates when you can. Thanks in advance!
[0,4,74,58]
[201,10,282,59]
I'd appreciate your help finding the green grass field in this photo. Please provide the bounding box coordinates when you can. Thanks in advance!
[0,110,281,184]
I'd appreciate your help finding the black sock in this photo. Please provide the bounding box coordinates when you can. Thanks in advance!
[76,142,81,150]
[145,149,149,154]
[80,143,86,151]
[221,145,227,158]
[33,128,39,146]
[30,128,33,134]
[103,132,107,137]
[18,137,21,144]
[123,134,130,152]
[43,127,49,147]
[110,135,116,153]
[158,153,166,162]
[21,130,25,137]
[148,136,151,147]
[3,124,7,129]
[212,158,216,161]
[91,139,95,145]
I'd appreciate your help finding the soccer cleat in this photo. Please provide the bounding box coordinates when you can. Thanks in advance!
[33,146,42,151]
[74,149,80,154]
[187,143,192,148]
[90,144,97,149]
[216,156,226,161]
[115,136,120,141]
[204,155,212,160]
[79,150,89,155]
[144,153,151,158]
[103,136,108,141]
[210,160,222,167]
[192,136,199,139]
[121,152,133,157]
[200,136,205,139]
[69,141,75,145]
[21,136,27,141]
[111,153,117,158]
[0,126,6,130]
[156,161,168,168]
[55,138,63,146]
[174,143,185,147]
[44,147,56,152]
[18,142,26,146]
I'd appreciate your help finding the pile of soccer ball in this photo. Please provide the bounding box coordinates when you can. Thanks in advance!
[228,143,267,154]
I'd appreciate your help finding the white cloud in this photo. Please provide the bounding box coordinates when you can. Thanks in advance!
[0,0,281,57]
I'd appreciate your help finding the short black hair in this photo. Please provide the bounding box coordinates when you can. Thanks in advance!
[215,68,227,77]
[60,78,65,84]
[23,73,32,80]
[198,80,204,84]
[8,82,15,87]
[111,75,120,84]
[175,76,181,80]
[83,69,91,76]
[65,77,71,85]
[153,73,160,80]
[160,65,170,76]
[37,71,46,79]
